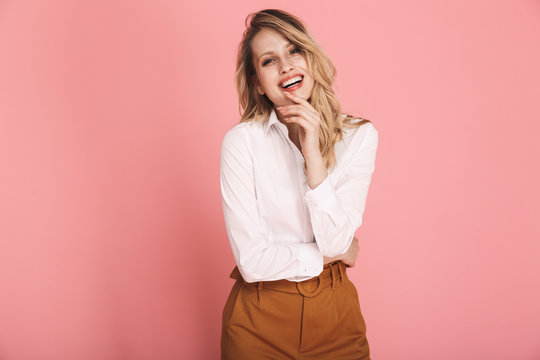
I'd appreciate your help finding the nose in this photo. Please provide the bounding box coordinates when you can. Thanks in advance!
[279,57,294,74]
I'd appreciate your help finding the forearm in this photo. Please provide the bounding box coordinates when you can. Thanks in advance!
[305,152,327,190]
[305,151,352,258]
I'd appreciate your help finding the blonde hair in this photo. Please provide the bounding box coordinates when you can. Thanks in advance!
[235,9,371,174]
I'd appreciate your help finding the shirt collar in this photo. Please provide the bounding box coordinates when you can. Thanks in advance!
[263,108,279,136]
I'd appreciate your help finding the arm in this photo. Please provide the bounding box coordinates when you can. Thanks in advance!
[323,236,359,267]
[220,127,324,283]
[303,152,360,266]
[304,124,379,257]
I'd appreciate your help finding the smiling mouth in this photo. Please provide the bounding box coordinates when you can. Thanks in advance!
[280,75,304,89]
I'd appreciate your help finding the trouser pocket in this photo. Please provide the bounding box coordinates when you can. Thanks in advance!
[344,278,368,335]
[221,280,242,326]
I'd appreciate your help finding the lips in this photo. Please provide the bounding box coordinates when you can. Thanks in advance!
[279,74,304,88]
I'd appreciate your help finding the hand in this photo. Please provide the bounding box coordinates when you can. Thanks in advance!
[323,237,359,267]
[276,91,322,158]
[340,236,359,268]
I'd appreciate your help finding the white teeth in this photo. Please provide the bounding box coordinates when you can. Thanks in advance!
[280,76,303,88]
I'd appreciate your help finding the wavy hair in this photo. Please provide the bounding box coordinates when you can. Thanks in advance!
[235,9,371,174]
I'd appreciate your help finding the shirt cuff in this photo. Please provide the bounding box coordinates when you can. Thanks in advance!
[291,242,323,277]
[304,175,341,211]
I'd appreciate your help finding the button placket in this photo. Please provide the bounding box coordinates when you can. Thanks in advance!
[276,123,311,242]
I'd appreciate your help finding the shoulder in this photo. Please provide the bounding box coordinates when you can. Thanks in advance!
[222,122,250,146]
[220,121,258,160]
[359,121,378,145]
[342,120,378,151]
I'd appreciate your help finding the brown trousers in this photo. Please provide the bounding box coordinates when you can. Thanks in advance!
[221,261,370,359]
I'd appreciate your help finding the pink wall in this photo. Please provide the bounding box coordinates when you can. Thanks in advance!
[1,0,539,359]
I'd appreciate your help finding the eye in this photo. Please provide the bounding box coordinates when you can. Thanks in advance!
[262,58,273,66]
[290,47,301,54]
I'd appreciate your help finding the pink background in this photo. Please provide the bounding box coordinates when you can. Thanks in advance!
[1,0,539,359]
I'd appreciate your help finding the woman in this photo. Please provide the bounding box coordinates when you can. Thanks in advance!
[219,9,378,360]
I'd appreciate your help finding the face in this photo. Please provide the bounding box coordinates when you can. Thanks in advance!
[250,28,315,108]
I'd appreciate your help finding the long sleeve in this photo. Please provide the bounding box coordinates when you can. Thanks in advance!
[304,124,379,257]
[220,127,323,283]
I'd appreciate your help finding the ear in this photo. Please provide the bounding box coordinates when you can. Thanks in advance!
[251,74,265,95]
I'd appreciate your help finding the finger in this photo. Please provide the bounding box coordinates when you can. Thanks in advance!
[283,116,313,131]
[283,91,319,117]
[285,113,318,132]
[279,94,319,122]
[290,99,319,119]
[278,106,317,126]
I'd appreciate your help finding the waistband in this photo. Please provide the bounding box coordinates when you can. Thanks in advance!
[229,260,348,298]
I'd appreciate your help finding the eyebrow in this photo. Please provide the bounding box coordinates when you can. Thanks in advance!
[257,42,295,61]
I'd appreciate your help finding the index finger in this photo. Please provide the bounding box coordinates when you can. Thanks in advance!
[283,91,318,117]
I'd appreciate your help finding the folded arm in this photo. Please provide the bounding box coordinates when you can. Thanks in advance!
[220,128,324,283]
[304,124,379,257]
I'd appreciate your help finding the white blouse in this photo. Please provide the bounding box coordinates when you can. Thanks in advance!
[219,108,379,283]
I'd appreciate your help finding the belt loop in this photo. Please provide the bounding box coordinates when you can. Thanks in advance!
[257,281,263,304]
[338,261,344,285]
[330,264,336,290]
